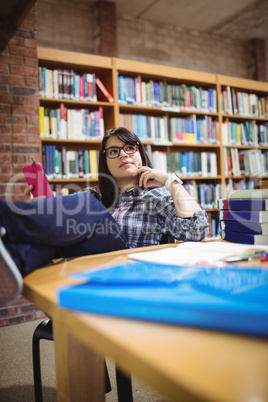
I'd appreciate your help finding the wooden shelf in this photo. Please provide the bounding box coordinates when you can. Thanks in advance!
[40,97,114,108]
[38,47,268,204]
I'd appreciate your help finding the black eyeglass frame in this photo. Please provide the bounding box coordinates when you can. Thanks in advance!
[104,142,140,159]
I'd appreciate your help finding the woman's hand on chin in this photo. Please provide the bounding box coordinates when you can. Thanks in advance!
[136,166,169,188]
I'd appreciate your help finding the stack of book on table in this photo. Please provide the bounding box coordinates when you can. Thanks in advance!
[218,189,268,245]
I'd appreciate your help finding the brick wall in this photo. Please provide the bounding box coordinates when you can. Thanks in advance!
[0,296,46,327]
[37,0,95,53]
[0,5,47,327]
[37,0,267,80]
[117,16,253,79]
[0,5,41,202]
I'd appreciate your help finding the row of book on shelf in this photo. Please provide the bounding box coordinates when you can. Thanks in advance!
[38,67,268,120]
[119,113,219,145]
[43,145,218,180]
[151,150,218,178]
[184,180,222,210]
[221,86,268,118]
[221,119,268,147]
[223,148,268,176]
[43,146,98,179]
[39,67,114,102]
[117,74,217,112]
[39,105,104,140]
[218,188,268,245]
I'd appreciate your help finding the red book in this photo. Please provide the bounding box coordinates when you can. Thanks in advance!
[79,76,84,100]
[95,78,114,102]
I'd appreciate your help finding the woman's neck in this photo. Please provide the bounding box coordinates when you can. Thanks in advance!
[118,179,138,193]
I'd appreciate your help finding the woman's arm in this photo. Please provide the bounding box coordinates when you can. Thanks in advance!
[137,166,201,218]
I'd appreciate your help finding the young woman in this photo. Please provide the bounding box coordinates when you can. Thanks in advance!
[0,127,209,306]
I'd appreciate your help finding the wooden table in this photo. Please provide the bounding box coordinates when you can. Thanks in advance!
[23,244,268,402]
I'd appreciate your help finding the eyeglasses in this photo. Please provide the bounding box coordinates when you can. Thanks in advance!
[104,142,139,159]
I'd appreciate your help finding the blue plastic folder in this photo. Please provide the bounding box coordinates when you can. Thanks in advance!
[57,261,268,337]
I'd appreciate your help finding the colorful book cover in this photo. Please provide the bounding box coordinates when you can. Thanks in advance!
[57,261,268,337]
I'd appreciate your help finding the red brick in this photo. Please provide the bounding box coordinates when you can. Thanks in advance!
[27,134,41,144]
[25,57,38,68]
[0,144,11,152]
[12,134,27,143]
[11,114,26,124]
[24,38,37,49]
[11,86,36,96]
[10,65,38,77]
[13,183,27,193]
[0,125,11,134]
[0,306,19,316]
[11,165,25,174]
[0,75,8,84]
[9,36,24,47]
[26,115,39,125]
[0,85,8,94]
[0,53,24,65]
[12,124,38,134]
[25,76,39,87]
[27,5,37,21]
[0,64,9,74]
[0,165,12,174]
[7,76,25,85]
[0,154,12,163]
[13,145,40,154]
[23,19,36,31]
[35,310,47,319]
[0,95,25,105]
[26,95,39,106]
[0,174,13,182]
[7,315,26,325]
[0,104,11,114]
[11,194,26,201]
[16,29,35,40]
[0,115,4,123]
[9,45,35,58]
[12,105,39,115]
[12,154,27,163]
[20,304,39,313]
[0,319,6,327]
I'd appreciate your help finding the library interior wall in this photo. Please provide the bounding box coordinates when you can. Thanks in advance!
[36,0,268,80]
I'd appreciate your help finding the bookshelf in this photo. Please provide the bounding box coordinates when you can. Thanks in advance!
[217,75,268,200]
[37,47,268,235]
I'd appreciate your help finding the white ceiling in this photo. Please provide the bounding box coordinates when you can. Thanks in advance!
[76,0,268,41]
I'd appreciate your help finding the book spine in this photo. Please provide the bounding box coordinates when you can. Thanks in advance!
[95,77,114,102]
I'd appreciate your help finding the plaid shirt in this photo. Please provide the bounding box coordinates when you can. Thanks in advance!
[110,187,209,248]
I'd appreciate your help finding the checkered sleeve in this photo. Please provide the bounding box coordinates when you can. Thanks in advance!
[149,188,210,241]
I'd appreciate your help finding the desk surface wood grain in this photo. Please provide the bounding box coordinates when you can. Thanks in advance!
[23,243,268,402]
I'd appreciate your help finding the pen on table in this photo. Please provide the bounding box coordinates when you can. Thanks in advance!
[223,251,267,263]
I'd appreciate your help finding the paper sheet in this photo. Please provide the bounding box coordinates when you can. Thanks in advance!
[128,241,268,266]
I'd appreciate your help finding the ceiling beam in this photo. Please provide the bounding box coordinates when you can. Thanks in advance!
[12,0,37,28]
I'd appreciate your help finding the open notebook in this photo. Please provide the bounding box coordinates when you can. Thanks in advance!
[128,240,268,266]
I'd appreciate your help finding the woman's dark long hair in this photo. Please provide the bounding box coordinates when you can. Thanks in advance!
[98,127,153,208]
